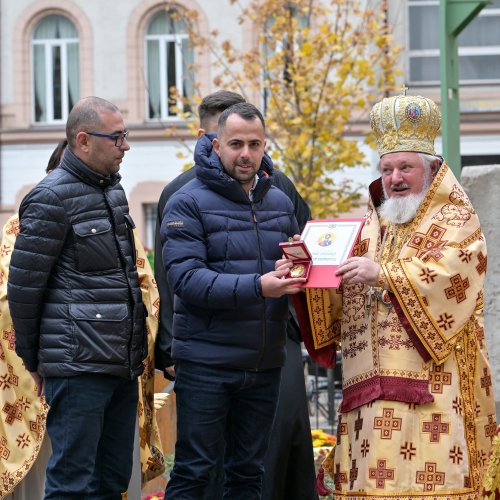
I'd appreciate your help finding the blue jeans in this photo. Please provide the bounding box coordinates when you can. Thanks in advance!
[43,374,138,500]
[165,361,281,499]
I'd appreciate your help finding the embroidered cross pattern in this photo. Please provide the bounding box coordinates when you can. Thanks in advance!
[136,255,145,269]
[311,293,323,304]
[29,414,44,439]
[474,402,481,417]
[422,413,450,443]
[313,307,324,324]
[481,367,492,397]
[407,224,447,262]
[400,441,416,460]
[419,267,437,284]
[337,415,347,445]
[2,329,15,351]
[16,396,30,412]
[1,473,16,491]
[0,364,19,390]
[429,364,452,393]
[0,435,10,460]
[476,251,487,275]
[436,312,455,331]
[2,401,22,425]
[334,463,348,489]
[16,432,30,449]
[378,333,414,350]
[354,410,363,440]
[153,297,160,318]
[449,445,463,464]
[0,245,11,258]
[485,414,497,439]
[452,397,462,415]
[374,408,402,439]
[6,218,20,236]
[478,449,487,467]
[361,439,370,457]
[458,249,472,263]
[445,274,469,303]
[349,459,358,489]
[369,459,395,488]
[354,238,369,257]
[342,340,369,359]
[416,462,445,491]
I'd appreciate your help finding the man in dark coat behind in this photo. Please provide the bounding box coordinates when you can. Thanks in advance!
[155,91,318,499]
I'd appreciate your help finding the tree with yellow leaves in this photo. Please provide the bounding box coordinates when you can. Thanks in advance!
[176,0,400,217]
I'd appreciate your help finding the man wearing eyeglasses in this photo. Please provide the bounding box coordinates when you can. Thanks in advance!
[7,96,146,499]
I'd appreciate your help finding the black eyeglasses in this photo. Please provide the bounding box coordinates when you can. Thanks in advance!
[86,130,129,147]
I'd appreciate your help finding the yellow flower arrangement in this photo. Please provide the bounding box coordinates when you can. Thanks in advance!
[311,429,336,448]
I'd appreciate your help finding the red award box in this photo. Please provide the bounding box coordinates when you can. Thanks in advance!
[278,239,312,282]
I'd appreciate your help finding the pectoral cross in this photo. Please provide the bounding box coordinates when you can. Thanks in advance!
[365,287,376,313]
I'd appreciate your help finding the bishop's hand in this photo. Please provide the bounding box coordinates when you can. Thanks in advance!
[336,257,381,287]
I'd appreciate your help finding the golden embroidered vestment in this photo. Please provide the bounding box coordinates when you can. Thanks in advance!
[306,164,496,499]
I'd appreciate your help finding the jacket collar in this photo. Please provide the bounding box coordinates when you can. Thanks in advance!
[60,147,122,188]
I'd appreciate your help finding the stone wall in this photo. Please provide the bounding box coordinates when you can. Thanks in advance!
[461,165,500,418]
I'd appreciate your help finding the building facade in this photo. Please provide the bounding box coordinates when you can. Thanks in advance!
[1,0,500,246]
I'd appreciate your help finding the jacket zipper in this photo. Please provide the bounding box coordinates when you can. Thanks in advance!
[251,202,266,371]
[103,189,136,379]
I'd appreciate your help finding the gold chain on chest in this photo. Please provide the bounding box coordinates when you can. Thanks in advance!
[379,222,415,264]
[365,220,416,314]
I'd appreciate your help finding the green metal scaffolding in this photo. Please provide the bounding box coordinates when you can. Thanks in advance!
[440,0,491,178]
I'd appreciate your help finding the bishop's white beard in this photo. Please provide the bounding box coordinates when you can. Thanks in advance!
[378,168,433,224]
[378,191,427,224]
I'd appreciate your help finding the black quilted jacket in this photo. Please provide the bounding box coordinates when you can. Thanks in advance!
[7,148,146,379]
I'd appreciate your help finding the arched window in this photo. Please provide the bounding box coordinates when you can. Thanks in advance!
[31,14,80,123]
[145,8,194,120]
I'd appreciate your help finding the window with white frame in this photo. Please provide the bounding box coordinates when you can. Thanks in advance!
[32,15,79,123]
[408,0,500,84]
[145,9,194,120]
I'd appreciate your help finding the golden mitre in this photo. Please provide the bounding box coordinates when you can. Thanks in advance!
[370,92,441,157]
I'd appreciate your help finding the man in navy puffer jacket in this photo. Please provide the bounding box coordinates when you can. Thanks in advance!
[162,103,305,499]
[7,97,145,499]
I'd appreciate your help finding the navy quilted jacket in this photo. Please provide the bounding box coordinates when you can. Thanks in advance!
[161,134,299,370]
[7,148,146,379]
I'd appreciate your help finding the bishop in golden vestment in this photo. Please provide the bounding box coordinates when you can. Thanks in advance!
[289,93,496,499]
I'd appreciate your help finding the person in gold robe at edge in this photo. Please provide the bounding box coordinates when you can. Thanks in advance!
[0,140,164,499]
[280,93,497,498]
